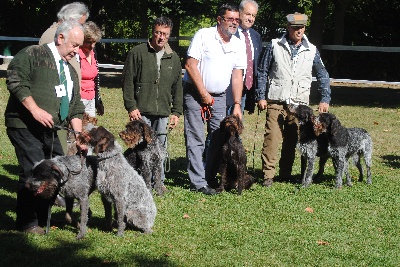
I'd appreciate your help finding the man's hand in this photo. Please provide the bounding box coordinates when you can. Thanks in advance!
[232,104,243,120]
[169,115,179,130]
[32,107,54,128]
[257,100,267,111]
[75,136,88,155]
[22,96,54,128]
[201,93,214,106]
[129,109,142,121]
[70,117,87,154]
[318,102,329,113]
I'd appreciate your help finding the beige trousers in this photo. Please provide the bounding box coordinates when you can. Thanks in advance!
[261,103,299,180]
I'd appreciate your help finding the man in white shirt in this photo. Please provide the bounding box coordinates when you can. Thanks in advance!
[183,3,246,195]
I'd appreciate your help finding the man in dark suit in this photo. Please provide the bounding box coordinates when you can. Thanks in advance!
[227,0,262,115]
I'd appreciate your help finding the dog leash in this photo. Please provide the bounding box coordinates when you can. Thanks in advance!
[53,124,82,135]
[200,98,214,121]
[162,132,170,173]
[46,125,83,234]
[250,108,262,173]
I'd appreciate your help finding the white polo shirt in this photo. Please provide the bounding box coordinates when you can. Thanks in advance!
[183,26,246,94]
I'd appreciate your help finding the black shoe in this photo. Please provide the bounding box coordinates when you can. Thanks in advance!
[197,185,219,195]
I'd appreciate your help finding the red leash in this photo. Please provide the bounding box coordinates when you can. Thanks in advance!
[200,98,214,121]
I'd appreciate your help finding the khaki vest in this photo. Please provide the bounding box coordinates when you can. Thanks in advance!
[267,35,316,104]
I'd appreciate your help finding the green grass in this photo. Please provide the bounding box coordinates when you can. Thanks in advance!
[1,77,400,266]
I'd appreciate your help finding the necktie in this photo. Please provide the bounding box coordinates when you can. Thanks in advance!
[242,30,253,90]
[59,59,69,121]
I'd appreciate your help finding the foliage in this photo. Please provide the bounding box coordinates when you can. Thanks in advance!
[1,78,400,266]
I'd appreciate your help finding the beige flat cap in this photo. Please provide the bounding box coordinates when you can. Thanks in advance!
[286,12,308,26]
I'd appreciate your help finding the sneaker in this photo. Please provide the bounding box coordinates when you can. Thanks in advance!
[197,185,219,195]
[263,178,274,187]
[23,226,45,235]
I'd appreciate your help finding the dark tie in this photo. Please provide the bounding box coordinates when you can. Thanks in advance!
[242,30,253,90]
[59,59,69,121]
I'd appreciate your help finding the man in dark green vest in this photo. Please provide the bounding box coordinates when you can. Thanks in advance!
[5,20,85,234]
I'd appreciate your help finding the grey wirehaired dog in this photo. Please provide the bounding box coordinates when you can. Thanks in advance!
[119,120,168,196]
[25,155,98,239]
[82,126,157,236]
[313,112,373,188]
[288,104,330,187]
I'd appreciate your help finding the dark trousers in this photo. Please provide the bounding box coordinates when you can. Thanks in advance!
[7,127,64,230]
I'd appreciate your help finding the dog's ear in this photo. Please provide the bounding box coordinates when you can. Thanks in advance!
[140,120,153,144]
[329,115,342,136]
[91,126,115,153]
[236,115,244,135]
[94,137,112,153]
[51,164,63,181]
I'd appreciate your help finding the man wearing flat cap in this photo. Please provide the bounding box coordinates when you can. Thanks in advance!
[255,12,331,187]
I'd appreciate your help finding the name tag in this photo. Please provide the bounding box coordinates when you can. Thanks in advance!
[55,84,66,97]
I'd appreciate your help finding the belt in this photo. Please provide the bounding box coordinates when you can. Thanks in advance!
[267,100,286,105]
[183,81,225,96]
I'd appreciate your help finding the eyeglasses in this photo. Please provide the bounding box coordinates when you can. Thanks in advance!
[154,31,170,37]
[221,16,241,24]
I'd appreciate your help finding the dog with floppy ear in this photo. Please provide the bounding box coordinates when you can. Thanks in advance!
[119,120,167,196]
[83,126,157,236]
[25,155,98,239]
[287,104,330,187]
[208,115,254,194]
[313,112,373,188]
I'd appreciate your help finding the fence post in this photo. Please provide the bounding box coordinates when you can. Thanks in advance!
[3,44,12,64]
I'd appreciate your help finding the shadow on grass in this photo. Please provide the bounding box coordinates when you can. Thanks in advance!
[0,231,177,267]
[163,157,337,189]
[164,157,190,189]
[0,193,16,230]
[381,155,400,169]
[0,166,18,231]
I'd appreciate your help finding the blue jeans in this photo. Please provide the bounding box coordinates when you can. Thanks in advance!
[183,83,226,189]
[141,115,168,182]
[7,127,64,230]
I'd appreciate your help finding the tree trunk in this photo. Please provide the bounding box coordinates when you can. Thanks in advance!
[332,0,347,77]
[140,0,149,39]
[334,0,347,44]
[169,16,180,55]
[308,0,327,50]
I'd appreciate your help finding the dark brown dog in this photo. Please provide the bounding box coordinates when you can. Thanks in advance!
[207,115,255,194]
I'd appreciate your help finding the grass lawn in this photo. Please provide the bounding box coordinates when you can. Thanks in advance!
[0,77,399,267]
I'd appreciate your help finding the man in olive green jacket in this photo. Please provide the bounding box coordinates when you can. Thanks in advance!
[5,21,85,234]
[122,16,183,187]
